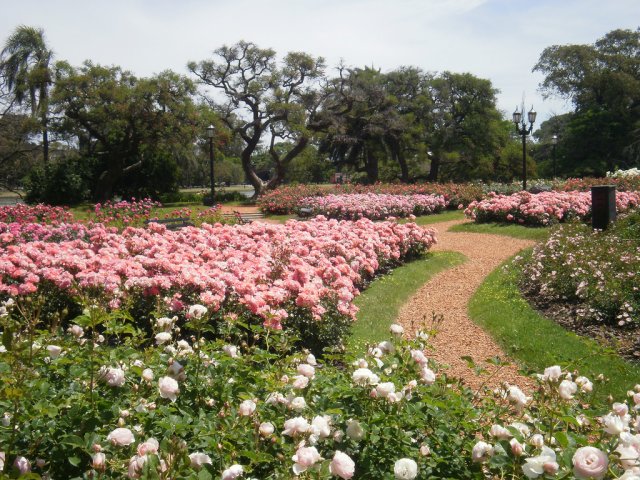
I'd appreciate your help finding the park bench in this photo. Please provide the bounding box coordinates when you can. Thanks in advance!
[145,217,194,230]
[297,207,314,219]
[221,211,266,225]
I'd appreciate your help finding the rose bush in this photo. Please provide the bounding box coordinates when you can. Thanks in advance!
[258,183,483,214]
[0,216,436,352]
[299,193,446,220]
[2,304,640,478]
[465,190,640,226]
[518,210,640,329]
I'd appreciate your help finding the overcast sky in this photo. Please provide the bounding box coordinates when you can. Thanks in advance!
[1,0,638,127]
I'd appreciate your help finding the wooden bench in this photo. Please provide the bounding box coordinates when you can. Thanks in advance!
[221,211,266,225]
[145,217,194,230]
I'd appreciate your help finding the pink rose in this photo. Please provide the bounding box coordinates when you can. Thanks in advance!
[13,456,30,475]
[137,438,159,456]
[572,446,608,479]
[107,427,135,446]
[92,452,106,471]
[329,450,355,479]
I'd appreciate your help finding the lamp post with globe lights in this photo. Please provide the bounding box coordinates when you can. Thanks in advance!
[552,134,558,178]
[206,125,215,205]
[512,106,537,191]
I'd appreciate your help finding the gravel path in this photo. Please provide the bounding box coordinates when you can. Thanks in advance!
[396,218,536,391]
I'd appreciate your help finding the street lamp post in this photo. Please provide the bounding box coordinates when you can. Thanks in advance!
[206,125,215,205]
[552,134,558,178]
[512,106,537,191]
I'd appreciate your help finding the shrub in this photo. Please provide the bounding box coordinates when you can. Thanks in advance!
[519,216,639,327]
[24,158,91,205]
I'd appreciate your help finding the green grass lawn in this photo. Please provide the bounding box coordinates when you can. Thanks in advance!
[349,251,466,351]
[450,221,551,241]
[408,209,465,225]
[469,252,640,406]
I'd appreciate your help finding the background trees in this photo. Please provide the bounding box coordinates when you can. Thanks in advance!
[188,41,326,197]
[3,25,637,204]
[0,25,53,165]
[534,28,640,176]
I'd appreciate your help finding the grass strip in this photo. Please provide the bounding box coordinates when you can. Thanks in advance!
[450,221,550,241]
[469,252,640,405]
[349,251,466,351]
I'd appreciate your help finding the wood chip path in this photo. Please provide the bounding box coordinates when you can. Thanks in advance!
[396,218,536,391]
[222,206,536,390]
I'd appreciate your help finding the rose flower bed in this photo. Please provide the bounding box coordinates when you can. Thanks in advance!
[299,193,446,220]
[465,190,640,226]
[258,183,483,215]
[517,210,640,357]
[3,306,640,479]
[0,216,436,352]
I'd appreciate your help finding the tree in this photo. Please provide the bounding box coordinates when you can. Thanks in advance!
[52,62,202,201]
[318,66,407,183]
[188,41,326,197]
[534,28,640,174]
[424,72,507,182]
[0,25,53,164]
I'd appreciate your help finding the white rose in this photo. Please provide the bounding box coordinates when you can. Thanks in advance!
[543,365,562,382]
[189,452,212,470]
[188,304,208,319]
[238,399,256,416]
[352,368,379,386]
[158,376,179,402]
[558,380,578,400]
[394,458,418,480]
[141,368,154,382]
[311,415,331,439]
[522,446,557,479]
[155,332,172,345]
[292,446,322,475]
[471,441,493,463]
[100,367,126,387]
[297,363,315,378]
[259,422,275,436]
[346,419,365,440]
[289,396,306,411]
[221,464,243,480]
[46,345,62,359]
[282,417,310,436]
[375,382,396,399]
[572,446,608,480]
[223,344,239,358]
[389,324,404,337]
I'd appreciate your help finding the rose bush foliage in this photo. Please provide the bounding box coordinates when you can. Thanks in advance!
[2,309,640,479]
[465,191,640,226]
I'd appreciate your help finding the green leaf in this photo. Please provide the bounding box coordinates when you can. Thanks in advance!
[68,456,81,467]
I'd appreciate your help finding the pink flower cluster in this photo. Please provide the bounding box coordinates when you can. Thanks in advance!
[300,194,446,220]
[0,204,73,224]
[0,217,436,329]
[0,222,94,247]
[93,198,162,226]
[465,190,640,226]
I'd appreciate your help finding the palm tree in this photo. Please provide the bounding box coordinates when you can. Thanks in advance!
[0,25,53,164]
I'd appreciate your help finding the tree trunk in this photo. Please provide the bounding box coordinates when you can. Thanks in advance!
[42,114,49,164]
[427,152,440,182]
[266,136,309,191]
[396,148,409,183]
[365,147,378,184]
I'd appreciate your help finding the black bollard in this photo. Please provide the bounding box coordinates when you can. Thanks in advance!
[591,185,617,230]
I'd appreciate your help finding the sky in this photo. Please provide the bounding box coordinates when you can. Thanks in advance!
[1,0,639,128]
